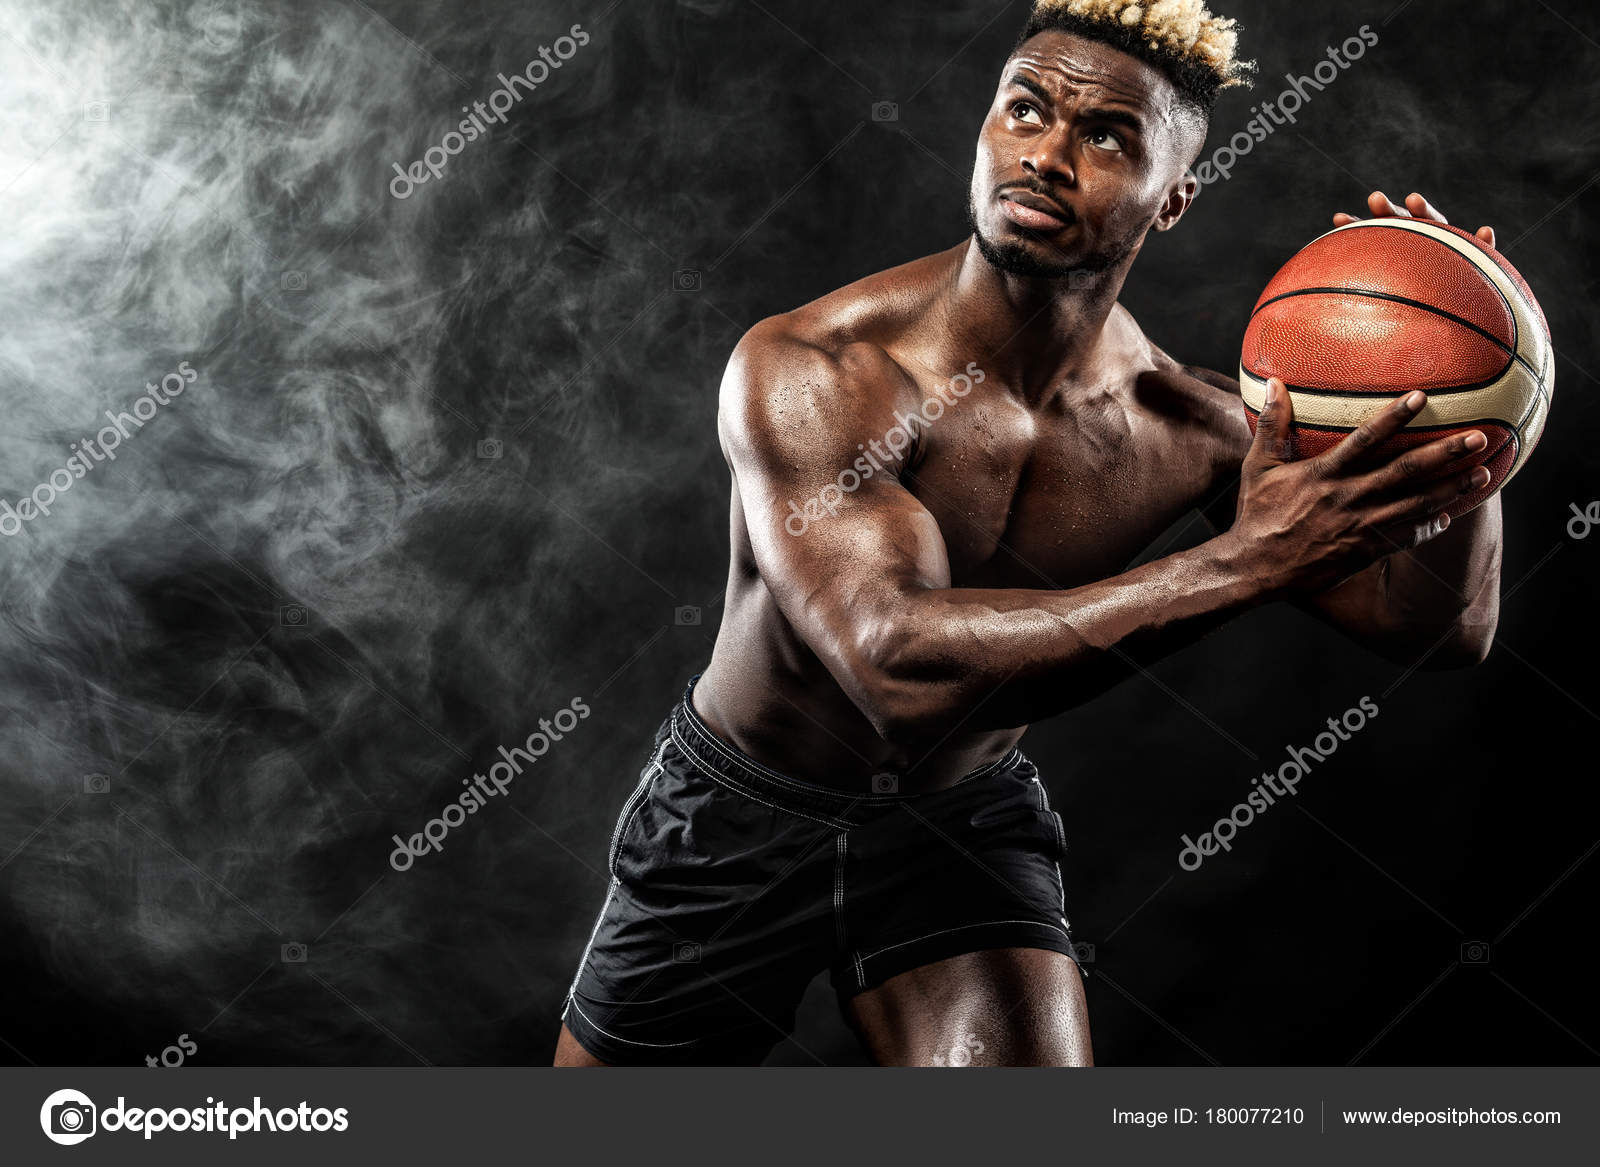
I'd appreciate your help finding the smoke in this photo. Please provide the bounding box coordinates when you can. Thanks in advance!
[2,0,1593,1068]
[0,0,754,1064]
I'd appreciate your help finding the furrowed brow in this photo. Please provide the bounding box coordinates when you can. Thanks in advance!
[1006,73,1053,105]
[1082,106,1145,135]
[1007,71,1150,136]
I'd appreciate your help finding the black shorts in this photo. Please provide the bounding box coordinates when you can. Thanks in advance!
[561,676,1079,1065]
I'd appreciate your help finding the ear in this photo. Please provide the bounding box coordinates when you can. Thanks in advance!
[1151,171,1198,233]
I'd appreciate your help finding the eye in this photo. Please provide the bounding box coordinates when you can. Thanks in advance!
[1010,101,1044,125]
[1086,128,1124,152]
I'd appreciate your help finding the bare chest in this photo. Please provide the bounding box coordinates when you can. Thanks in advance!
[906,377,1223,589]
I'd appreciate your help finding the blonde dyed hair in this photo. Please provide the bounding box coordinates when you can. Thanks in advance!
[1025,0,1255,104]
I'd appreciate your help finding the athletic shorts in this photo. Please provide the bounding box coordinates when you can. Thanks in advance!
[561,675,1078,1065]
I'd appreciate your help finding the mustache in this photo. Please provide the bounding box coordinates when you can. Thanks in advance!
[995,179,1076,223]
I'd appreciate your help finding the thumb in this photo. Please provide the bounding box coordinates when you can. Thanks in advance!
[1249,376,1294,467]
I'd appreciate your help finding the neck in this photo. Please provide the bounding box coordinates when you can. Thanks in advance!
[937,236,1130,398]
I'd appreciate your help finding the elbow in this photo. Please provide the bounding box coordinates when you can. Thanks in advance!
[1426,631,1494,670]
[1418,611,1497,670]
[839,620,955,748]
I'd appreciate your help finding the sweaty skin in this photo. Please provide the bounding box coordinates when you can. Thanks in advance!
[556,30,1502,1067]
[691,32,1500,794]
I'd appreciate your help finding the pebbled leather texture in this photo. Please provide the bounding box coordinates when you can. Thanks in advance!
[1238,217,1551,519]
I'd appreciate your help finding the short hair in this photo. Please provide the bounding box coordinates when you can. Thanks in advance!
[1017,0,1255,114]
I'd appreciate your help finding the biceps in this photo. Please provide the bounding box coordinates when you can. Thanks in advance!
[737,466,951,653]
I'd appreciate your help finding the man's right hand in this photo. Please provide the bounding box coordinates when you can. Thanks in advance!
[1229,376,1492,595]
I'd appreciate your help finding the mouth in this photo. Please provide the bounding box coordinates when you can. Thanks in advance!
[998,190,1074,231]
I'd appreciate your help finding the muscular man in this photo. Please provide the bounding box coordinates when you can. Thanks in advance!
[556,0,1500,1066]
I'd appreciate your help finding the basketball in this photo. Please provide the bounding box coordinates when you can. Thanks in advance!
[1239,216,1553,518]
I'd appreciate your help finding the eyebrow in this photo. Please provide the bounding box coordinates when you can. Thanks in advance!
[1005,73,1147,135]
[1081,106,1145,135]
[1007,73,1053,105]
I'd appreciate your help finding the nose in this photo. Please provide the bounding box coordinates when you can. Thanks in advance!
[1021,131,1075,188]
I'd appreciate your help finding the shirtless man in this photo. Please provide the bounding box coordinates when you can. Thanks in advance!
[555,0,1501,1066]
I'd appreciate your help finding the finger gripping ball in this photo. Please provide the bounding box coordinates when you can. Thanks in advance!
[1239,217,1552,518]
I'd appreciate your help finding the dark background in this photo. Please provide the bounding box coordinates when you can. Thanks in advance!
[0,0,1595,1067]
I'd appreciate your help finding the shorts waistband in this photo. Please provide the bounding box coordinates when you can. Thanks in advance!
[668,674,1026,829]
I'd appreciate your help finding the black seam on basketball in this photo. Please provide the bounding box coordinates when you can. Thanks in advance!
[1250,286,1520,367]
[1246,413,1519,438]
[1309,221,1526,355]
[1248,221,1549,405]
[1359,220,1549,344]
[1240,361,1550,412]
[1374,224,1555,412]
[1513,383,1545,437]
[1241,403,1521,474]
[1241,368,1513,398]
[1237,368,1549,440]
[1319,222,1553,393]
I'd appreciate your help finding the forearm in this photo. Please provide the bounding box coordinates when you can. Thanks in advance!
[1308,496,1503,667]
[1378,496,1502,660]
[844,531,1277,739]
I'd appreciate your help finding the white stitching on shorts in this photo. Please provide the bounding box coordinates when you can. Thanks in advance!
[678,697,1020,805]
[834,833,865,989]
[675,705,842,797]
[834,833,848,953]
[1032,776,1069,921]
[669,721,854,830]
[857,918,1070,965]
[567,997,700,1049]
[608,742,668,877]
[564,876,619,1006]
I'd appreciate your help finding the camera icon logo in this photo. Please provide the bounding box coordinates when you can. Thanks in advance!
[1460,941,1490,965]
[672,269,702,292]
[673,941,702,963]
[674,606,701,626]
[946,1033,985,1066]
[40,1089,97,1145]
[1067,269,1097,291]
[196,1,244,50]
[277,603,307,627]
[280,270,307,292]
[281,942,308,963]
[871,100,899,122]
[476,438,504,460]
[83,101,110,123]
[83,773,111,795]
[1071,941,1096,965]
[871,773,899,794]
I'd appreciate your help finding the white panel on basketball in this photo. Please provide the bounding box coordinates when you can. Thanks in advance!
[1237,217,1552,491]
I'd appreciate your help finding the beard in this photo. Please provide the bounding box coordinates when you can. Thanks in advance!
[967,192,1144,281]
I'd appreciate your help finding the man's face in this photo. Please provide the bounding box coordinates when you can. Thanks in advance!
[969,30,1203,279]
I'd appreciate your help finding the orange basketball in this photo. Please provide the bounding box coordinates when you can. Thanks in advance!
[1239,217,1552,518]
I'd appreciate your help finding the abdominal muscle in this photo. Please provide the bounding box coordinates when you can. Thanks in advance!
[690,571,1025,794]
